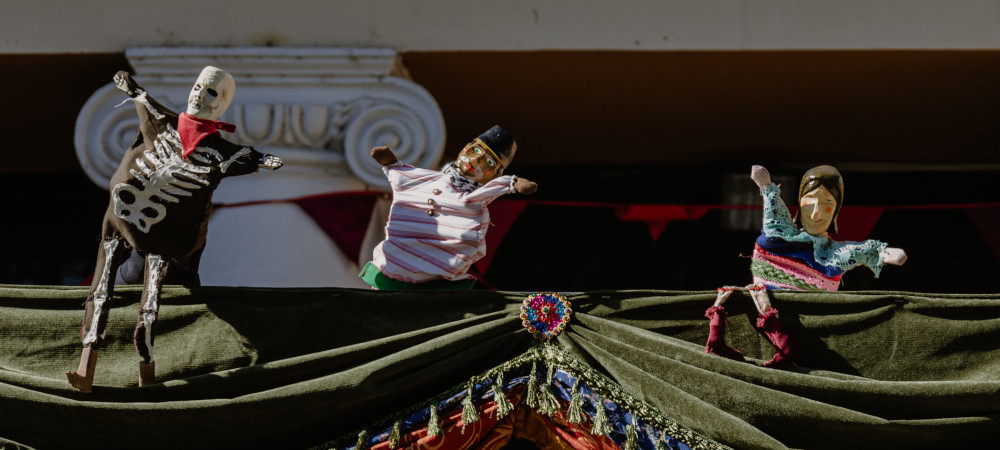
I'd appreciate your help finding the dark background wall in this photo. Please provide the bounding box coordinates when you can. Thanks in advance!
[404,50,1000,167]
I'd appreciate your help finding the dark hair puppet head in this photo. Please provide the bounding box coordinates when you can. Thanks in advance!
[793,165,844,234]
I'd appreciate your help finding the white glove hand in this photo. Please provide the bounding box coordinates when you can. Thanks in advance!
[751,165,772,189]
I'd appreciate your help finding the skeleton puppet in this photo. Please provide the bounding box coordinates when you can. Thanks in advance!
[66,67,282,392]
[705,165,906,367]
[359,125,538,289]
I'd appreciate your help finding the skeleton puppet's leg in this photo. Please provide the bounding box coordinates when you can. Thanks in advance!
[67,238,129,393]
[133,253,168,386]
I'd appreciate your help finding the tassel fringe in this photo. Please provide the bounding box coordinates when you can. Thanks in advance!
[624,416,639,450]
[591,396,613,436]
[427,404,442,438]
[492,374,515,419]
[537,364,560,415]
[525,360,540,409]
[460,385,480,433]
[655,432,668,450]
[340,347,717,450]
[388,420,401,448]
[566,378,585,424]
[355,429,368,450]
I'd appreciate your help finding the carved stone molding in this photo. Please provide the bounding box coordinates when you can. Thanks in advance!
[75,47,446,194]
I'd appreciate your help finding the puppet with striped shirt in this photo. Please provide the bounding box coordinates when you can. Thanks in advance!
[359,125,537,290]
[706,165,907,367]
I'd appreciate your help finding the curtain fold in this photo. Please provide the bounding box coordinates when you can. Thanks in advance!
[0,286,998,449]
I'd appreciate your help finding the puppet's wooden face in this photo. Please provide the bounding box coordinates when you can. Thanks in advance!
[799,186,837,236]
[456,142,502,184]
[186,66,234,121]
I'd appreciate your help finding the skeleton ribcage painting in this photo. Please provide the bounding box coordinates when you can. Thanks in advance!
[111,124,251,233]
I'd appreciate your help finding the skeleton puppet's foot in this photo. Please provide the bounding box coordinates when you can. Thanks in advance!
[139,361,156,387]
[66,347,98,393]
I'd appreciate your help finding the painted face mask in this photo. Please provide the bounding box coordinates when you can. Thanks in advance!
[794,164,844,235]
[455,141,503,184]
[186,66,235,121]
[798,186,838,236]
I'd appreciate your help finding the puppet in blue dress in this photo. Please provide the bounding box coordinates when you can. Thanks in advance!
[705,165,907,367]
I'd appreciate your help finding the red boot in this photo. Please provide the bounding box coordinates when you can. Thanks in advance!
[757,309,803,367]
[705,306,747,362]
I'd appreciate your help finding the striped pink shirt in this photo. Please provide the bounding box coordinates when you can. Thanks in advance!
[372,164,516,283]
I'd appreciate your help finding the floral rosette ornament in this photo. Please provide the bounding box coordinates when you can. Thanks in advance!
[520,291,572,341]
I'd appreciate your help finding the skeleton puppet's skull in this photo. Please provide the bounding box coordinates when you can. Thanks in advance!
[186,66,235,121]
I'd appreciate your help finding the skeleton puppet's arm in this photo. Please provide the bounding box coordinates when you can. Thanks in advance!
[260,154,282,170]
[114,71,142,97]
[114,71,176,120]
[198,136,282,176]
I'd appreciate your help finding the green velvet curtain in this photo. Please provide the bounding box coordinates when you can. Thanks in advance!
[0,286,997,449]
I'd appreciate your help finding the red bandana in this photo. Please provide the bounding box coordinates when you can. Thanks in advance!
[177,112,237,159]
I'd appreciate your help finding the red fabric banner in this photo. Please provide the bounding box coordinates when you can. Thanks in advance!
[292,193,379,265]
[614,204,713,240]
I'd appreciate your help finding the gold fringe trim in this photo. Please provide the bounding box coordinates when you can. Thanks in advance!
[330,344,730,450]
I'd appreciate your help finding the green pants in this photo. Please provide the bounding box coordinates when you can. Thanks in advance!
[358,261,476,290]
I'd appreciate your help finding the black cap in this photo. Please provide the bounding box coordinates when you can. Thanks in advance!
[474,125,517,168]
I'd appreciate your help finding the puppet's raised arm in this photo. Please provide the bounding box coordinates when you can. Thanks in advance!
[753,165,797,236]
[114,71,175,118]
[113,71,143,98]
[370,146,399,166]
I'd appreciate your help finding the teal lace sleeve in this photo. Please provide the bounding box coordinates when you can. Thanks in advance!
[760,184,798,237]
[827,239,888,277]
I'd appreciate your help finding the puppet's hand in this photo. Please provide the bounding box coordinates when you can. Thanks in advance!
[880,247,907,265]
[260,154,283,170]
[514,177,538,195]
[114,71,142,97]
[370,146,398,166]
[751,165,772,189]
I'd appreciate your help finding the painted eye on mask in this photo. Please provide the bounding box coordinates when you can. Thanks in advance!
[474,148,482,154]
[486,158,495,167]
